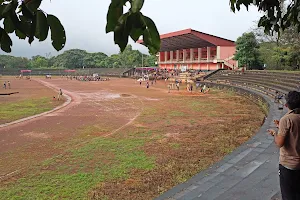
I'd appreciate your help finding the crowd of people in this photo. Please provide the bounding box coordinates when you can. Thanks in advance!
[60,75,110,82]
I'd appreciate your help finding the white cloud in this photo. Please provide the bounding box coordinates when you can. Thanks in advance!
[2,0,262,57]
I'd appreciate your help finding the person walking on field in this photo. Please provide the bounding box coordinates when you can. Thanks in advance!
[7,81,11,89]
[268,91,300,200]
[58,89,63,101]
[3,81,6,89]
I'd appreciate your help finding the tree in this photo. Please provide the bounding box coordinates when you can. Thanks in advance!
[234,32,262,69]
[1,0,300,55]
[28,55,48,68]
[0,55,29,68]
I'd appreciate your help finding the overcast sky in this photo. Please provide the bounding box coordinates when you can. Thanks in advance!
[2,0,262,58]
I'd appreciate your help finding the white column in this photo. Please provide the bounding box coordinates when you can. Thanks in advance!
[158,52,161,63]
[170,51,173,62]
[190,48,194,61]
[217,46,221,60]
[164,51,167,63]
[222,63,224,69]
[207,47,211,61]
[176,50,179,61]
[198,48,201,62]
[183,49,186,62]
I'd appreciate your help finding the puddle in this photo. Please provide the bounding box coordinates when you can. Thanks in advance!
[79,92,121,100]
[144,98,160,101]
[121,94,132,97]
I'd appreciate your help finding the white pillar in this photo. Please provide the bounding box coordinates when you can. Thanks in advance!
[222,63,224,69]
[198,48,201,61]
[164,51,167,63]
[217,46,221,60]
[207,47,211,61]
[190,48,194,61]
[176,50,179,61]
[183,49,186,62]
[158,52,161,63]
[170,51,173,62]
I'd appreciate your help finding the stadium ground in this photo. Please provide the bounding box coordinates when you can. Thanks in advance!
[0,77,265,199]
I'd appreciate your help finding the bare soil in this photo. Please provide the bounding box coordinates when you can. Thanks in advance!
[0,77,265,199]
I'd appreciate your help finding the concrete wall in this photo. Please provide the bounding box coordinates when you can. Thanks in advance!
[220,46,237,68]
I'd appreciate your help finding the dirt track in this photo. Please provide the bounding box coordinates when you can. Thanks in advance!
[0,77,266,199]
[0,77,169,177]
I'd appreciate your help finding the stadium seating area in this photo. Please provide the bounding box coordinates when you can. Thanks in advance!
[206,70,300,99]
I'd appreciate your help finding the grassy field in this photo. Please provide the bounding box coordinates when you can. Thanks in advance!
[0,88,266,200]
[0,97,62,123]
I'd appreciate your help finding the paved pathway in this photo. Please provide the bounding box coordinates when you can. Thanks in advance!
[156,88,285,200]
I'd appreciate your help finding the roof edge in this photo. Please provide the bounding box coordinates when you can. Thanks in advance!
[137,28,235,45]
[191,29,235,43]
[137,28,192,44]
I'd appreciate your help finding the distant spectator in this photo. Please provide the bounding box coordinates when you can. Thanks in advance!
[7,81,10,89]
[168,84,171,93]
[58,89,63,101]
[3,81,6,89]
[146,82,149,89]
[190,84,193,93]
[202,84,207,92]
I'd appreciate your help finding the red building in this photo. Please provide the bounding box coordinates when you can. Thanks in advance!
[140,28,238,71]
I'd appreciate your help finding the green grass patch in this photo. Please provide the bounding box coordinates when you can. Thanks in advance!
[0,97,59,122]
[0,138,155,199]
[169,143,181,149]
[168,110,185,117]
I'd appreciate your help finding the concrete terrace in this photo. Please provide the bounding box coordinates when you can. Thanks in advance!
[156,71,296,200]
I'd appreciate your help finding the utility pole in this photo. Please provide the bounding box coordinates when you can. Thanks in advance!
[142,53,144,75]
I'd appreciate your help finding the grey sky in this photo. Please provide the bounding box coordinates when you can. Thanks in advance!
[3,0,262,58]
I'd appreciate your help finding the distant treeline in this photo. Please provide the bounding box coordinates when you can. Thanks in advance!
[0,45,156,69]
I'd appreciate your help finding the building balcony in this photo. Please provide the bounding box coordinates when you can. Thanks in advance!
[158,57,221,64]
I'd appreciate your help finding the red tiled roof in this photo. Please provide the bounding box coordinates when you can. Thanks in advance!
[138,28,235,52]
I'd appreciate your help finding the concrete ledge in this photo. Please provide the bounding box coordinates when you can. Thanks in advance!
[156,82,283,200]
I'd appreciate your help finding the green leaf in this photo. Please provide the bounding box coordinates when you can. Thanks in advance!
[131,0,144,13]
[2,3,13,16]
[47,14,66,51]
[26,0,42,14]
[35,10,49,41]
[128,12,146,41]
[130,28,144,41]
[142,15,160,54]
[18,19,31,36]
[114,13,130,51]
[0,28,12,52]
[15,29,26,39]
[106,1,124,33]
[29,16,36,44]
[4,16,15,33]
[21,3,34,20]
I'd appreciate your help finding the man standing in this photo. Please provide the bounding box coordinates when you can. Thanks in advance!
[7,81,11,89]
[268,91,300,200]
[3,81,6,89]
[58,89,63,101]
